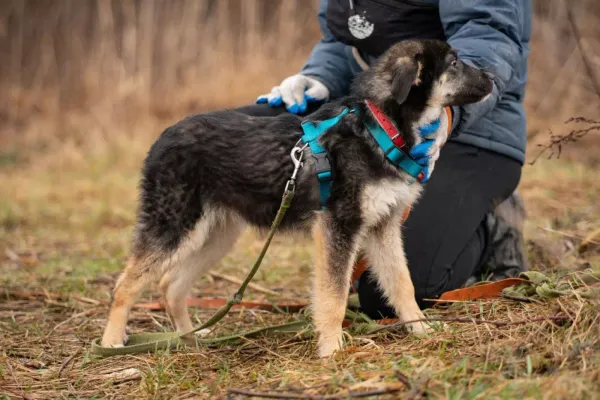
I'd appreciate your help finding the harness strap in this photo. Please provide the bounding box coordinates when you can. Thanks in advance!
[301,108,350,209]
[300,102,425,209]
[357,102,425,182]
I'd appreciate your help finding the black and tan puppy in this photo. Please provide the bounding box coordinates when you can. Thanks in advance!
[101,39,493,357]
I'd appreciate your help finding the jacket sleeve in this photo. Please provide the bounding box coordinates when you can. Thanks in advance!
[440,0,526,136]
[300,0,354,100]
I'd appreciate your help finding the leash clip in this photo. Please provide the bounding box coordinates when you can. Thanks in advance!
[286,144,307,193]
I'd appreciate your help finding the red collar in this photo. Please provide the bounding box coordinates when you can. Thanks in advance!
[363,99,425,183]
[364,100,406,149]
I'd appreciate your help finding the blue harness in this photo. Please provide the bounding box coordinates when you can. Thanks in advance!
[300,106,424,209]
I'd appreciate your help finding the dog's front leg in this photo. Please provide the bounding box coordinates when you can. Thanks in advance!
[364,211,432,335]
[311,214,362,358]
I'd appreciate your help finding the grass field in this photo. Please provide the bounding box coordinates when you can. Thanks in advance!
[1,1,600,398]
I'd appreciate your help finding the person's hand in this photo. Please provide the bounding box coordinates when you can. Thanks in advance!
[256,74,329,114]
[409,107,452,182]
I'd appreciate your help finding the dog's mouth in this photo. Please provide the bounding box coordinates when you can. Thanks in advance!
[445,70,494,107]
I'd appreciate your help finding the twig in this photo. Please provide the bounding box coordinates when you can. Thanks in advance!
[72,295,105,305]
[565,3,600,102]
[58,349,81,377]
[538,225,600,246]
[228,389,309,399]
[393,370,412,390]
[367,315,570,334]
[528,119,599,165]
[227,386,404,399]
[5,290,63,300]
[46,308,99,338]
[0,386,31,400]
[209,271,280,296]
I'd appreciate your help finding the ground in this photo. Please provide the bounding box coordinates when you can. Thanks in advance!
[1,117,599,399]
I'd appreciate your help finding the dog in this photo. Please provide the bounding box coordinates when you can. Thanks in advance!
[100,39,493,358]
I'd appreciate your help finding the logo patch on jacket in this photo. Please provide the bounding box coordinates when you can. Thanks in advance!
[348,13,374,39]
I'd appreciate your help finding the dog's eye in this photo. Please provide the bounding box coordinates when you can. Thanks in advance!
[450,59,458,68]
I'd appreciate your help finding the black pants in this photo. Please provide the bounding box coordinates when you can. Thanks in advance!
[233,103,522,319]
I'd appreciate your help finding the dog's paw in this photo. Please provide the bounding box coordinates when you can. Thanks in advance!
[318,334,343,358]
[194,328,212,338]
[405,320,434,335]
[101,329,128,347]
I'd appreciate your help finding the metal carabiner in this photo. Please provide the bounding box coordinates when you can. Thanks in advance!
[290,144,307,182]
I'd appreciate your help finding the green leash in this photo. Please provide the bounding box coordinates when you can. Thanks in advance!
[91,162,301,357]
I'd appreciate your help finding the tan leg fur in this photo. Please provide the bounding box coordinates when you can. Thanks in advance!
[311,216,362,358]
[363,207,432,334]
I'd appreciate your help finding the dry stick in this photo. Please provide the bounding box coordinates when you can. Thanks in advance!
[394,370,412,390]
[527,122,599,165]
[57,349,81,377]
[565,3,600,103]
[0,386,31,400]
[367,315,570,334]
[46,308,99,338]
[538,226,600,246]
[209,271,280,296]
[6,290,63,300]
[227,386,404,400]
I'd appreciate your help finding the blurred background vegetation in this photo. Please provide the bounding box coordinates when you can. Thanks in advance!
[0,0,598,149]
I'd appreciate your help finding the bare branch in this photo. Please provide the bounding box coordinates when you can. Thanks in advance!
[528,118,600,165]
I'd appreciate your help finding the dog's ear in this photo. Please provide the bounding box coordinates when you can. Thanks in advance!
[391,57,420,104]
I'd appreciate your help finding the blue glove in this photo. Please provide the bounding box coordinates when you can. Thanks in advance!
[409,108,451,182]
[256,74,329,114]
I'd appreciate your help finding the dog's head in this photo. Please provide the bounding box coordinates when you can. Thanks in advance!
[352,39,493,109]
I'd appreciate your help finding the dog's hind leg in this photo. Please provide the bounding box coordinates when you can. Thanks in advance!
[363,211,432,335]
[101,254,160,347]
[312,214,363,358]
[159,211,243,333]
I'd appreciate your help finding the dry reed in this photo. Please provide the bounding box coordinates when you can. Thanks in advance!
[1,0,598,144]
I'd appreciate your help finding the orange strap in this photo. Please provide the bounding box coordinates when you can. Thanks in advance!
[445,106,453,137]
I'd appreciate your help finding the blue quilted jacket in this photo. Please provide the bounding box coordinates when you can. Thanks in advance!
[301,0,532,164]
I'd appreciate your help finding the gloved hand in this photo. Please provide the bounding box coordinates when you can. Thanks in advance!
[409,107,452,182]
[256,74,329,114]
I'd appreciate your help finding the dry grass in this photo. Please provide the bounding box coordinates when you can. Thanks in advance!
[1,0,600,399]
[1,219,599,399]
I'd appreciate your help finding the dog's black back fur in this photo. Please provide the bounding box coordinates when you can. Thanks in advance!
[134,39,493,257]
[136,100,381,252]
